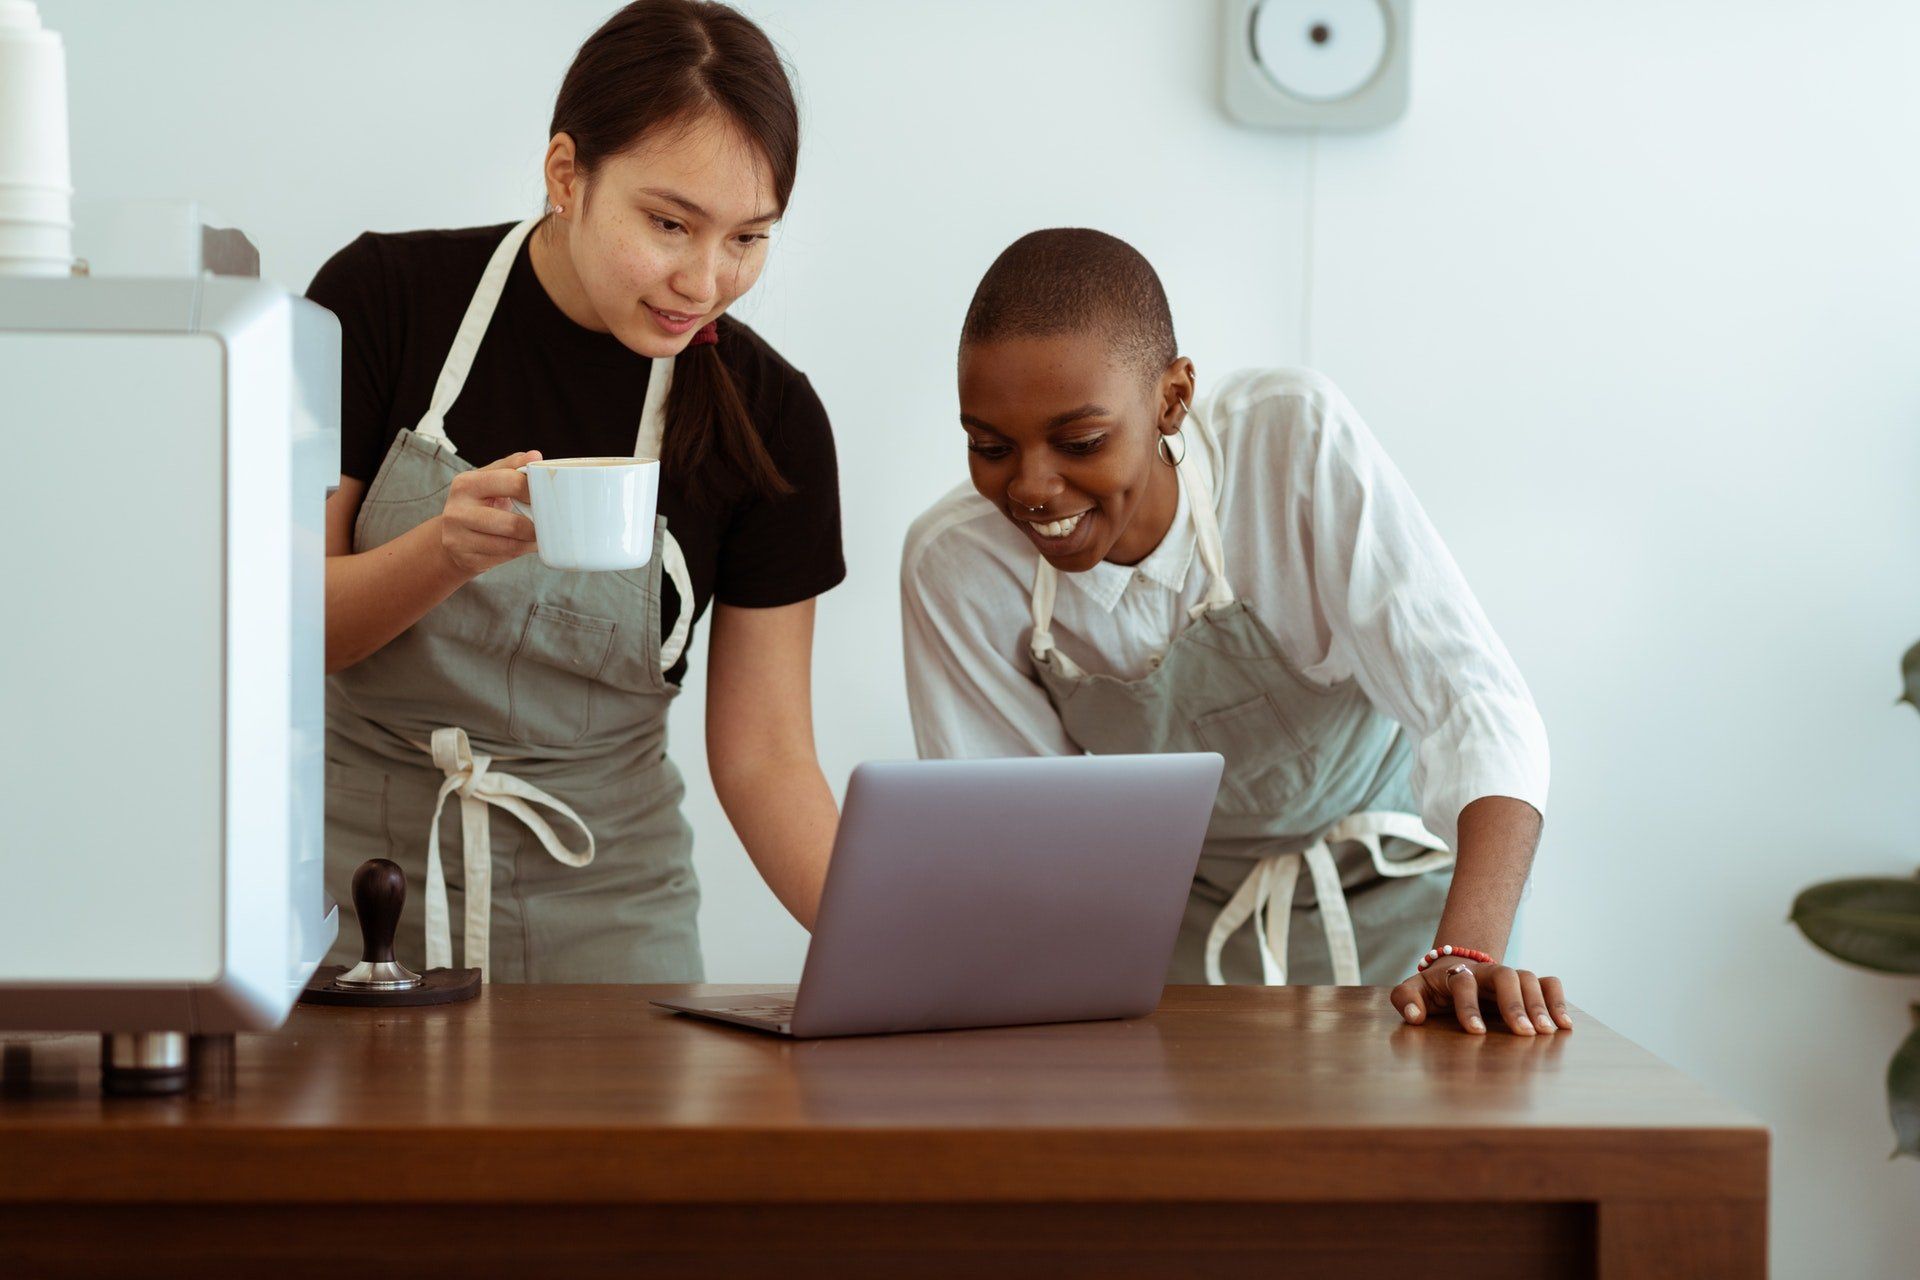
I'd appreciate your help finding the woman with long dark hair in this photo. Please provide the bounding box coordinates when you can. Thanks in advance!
[310,0,841,982]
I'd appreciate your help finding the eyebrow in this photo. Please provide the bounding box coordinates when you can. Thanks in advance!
[640,187,781,226]
[961,404,1113,436]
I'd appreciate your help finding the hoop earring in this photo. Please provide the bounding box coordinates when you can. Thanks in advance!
[1157,430,1187,467]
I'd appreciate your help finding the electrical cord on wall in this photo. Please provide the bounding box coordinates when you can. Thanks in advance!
[1300,129,1319,370]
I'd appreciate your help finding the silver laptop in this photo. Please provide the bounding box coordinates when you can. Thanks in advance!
[651,752,1223,1038]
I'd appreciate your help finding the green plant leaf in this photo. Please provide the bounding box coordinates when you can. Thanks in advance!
[1790,878,1920,973]
[1900,640,1920,711]
[1890,1024,1920,1159]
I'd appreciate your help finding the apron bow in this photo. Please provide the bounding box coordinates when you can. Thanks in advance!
[1202,810,1454,986]
[422,726,596,981]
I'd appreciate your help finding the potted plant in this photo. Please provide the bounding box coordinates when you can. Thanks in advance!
[1790,641,1920,1157]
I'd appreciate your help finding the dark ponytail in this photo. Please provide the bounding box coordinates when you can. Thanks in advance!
[550,0,797,503]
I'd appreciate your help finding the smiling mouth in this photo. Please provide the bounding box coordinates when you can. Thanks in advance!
[650,305,702,323]
[1023,511,1089,539]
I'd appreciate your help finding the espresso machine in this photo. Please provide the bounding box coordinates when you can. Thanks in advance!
[0,1,340,1094]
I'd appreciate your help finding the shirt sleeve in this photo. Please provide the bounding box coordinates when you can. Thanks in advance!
[1286,379,1550,850]
[713,371,847,608]
[304,233,397,483]
[900,516,1081,760]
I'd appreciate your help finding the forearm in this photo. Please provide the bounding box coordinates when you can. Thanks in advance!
[325,516,473,673]
[711,750,839,930]
[1430,795,1543,960]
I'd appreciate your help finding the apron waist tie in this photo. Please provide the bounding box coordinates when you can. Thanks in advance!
[418,726,596,983]
[1202,810,1455,987]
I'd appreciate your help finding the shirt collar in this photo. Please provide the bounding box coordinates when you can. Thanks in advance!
[1062,465,1197,612]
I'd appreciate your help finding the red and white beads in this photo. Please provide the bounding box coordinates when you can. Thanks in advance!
[1417,944,1494,973]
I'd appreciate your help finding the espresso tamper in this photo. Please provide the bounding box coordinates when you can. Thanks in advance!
[332,858,422,991]
[299,859,481,1008]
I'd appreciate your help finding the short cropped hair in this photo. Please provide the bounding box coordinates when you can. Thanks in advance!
[959,228,1177,386]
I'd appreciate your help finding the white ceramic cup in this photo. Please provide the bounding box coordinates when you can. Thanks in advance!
[511,457,659,572]
[0,1,74,277]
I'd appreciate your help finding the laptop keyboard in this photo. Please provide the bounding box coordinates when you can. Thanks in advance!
[729,1001,795,1020]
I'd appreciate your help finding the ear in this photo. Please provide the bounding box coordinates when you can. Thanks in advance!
[543,133,581,217]
[1157,358,1198,434]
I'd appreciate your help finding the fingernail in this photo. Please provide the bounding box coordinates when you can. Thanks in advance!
[1468,1016,1484,1031]
[1536,1015,1554,1031]
[1402,1003,1419,1022]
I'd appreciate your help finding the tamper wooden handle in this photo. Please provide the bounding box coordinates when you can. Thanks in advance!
[352,858,407,965]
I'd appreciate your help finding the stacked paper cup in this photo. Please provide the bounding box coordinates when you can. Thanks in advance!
[0,0,73,276]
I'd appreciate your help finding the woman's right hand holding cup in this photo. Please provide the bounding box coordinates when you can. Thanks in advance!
[438,450,542,577]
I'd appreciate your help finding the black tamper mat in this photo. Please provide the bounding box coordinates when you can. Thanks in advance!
[301,965,480,1006]
[299,858,480,1008]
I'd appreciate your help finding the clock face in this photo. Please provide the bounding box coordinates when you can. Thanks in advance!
[1252,0,1392,104]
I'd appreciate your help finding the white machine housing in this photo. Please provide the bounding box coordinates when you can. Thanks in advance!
[0,252,339,1032]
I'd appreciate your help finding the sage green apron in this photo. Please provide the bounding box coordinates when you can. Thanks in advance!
[1028,401,1455,986]
[323,216,703,984]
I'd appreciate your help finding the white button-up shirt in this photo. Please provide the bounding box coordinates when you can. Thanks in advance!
[899,367,1549,852]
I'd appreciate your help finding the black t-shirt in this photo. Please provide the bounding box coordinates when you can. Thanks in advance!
[307,222,845,682]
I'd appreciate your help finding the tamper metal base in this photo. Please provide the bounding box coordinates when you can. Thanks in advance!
[333,958,422,991]
[299,965,481,1007]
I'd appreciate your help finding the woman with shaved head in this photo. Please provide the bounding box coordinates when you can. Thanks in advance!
[901,229,1566,1036]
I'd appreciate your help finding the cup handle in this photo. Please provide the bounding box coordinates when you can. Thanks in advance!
[511,464,535,525]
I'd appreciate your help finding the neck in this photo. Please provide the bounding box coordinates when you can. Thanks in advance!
[528,216,610,333]
[1104,462,1181,567]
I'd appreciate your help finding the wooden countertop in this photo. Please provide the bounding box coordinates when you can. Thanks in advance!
[0,984,1763,1209]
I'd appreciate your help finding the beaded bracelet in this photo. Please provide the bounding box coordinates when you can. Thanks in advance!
[1417,944,1494,973]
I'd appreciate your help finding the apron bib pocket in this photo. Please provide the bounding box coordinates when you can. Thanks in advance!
[506,603,616,745]
[1193,694,1315,814]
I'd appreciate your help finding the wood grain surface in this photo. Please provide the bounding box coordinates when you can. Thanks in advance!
[0,985,1767,1276]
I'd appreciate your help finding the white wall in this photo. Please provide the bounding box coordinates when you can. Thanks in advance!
[37,0,1920,1271]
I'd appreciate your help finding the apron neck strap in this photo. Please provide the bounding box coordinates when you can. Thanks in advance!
[1030,555,1063,656]
[634,346,674,461]
[1029,397,1236,658]
[412,216,677,463]
[1177,401,1236,613]
[414,218,541,450]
